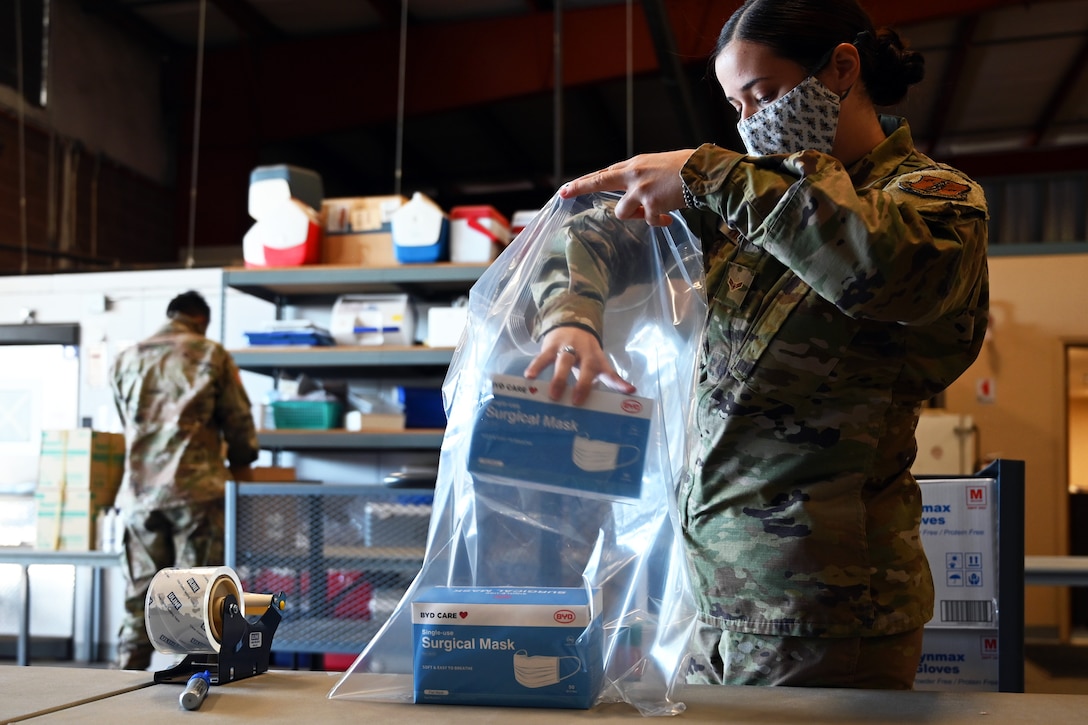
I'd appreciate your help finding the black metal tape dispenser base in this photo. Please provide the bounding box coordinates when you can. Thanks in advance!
[154,591,287,686]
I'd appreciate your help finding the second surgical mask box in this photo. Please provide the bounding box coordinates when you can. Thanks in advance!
[467,374,653,500]
[411,586,603,709]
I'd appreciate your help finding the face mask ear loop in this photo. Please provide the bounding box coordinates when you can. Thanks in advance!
[807,45,838,77]
[838,30,871,100]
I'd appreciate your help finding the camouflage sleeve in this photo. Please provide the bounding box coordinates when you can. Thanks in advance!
[681,143,988,325]
[214,349,259,467]
[109,353,127,424]
[530,198,653,341]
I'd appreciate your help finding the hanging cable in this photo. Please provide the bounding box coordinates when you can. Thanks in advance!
[186,0,208,268]
[394,0,408,197]
[43,0,57,261]
[626,0,634,158]
[40,0,50,107]
[16,0,29,274]
[553,0,563,186]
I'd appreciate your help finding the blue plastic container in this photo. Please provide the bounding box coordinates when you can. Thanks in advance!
[398,387,446,428]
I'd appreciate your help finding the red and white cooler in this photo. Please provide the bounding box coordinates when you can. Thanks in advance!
[243,199,322,267]
[449,205,511,263]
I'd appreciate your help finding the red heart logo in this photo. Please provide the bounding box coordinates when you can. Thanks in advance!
[528,386,537,394]
[459,611,468,619]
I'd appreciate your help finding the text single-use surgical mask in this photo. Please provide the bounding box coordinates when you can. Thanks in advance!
[737,74,842,156]
[513,650,583,688]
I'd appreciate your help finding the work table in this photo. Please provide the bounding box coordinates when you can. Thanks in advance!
[3,667,1087,724]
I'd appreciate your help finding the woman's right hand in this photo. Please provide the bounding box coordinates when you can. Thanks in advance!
[559,149,694,226]
[523,326,635,405]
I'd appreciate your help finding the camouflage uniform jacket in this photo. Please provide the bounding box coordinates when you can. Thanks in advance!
[111,313,259,513]
[534,117,989,637]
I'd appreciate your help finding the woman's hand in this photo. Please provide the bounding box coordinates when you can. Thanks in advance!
[559,149,694,226]
[524,326,635,405]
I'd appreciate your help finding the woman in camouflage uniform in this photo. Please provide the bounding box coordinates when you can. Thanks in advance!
[525,0,988,689]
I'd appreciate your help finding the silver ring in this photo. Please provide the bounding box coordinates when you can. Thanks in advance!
[559,345,577,357]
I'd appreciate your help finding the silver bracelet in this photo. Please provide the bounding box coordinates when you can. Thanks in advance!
[681,179,705,210]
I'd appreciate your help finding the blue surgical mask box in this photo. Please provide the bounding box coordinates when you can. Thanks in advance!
[467,374,653,500]
[412,586,603,709]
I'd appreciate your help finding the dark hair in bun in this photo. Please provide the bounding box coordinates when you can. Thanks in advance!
[713,0,925,106]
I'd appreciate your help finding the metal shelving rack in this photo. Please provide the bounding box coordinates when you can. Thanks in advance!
[220,263,487,656]
[224,482,435,654]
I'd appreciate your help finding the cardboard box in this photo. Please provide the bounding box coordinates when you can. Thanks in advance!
[345,411,406,431]
[37,429,124,503]
[247,467,298,482]
[37,430,68,488]
[321,233,398,266]
[320,195,407,266]
[916,627,1000,691]
[919,478,998,629]
[35,429,125,550]
[35,488,99,551]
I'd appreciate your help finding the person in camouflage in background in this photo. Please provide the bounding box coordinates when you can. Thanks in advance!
[110,290,259,670]
[525,0,988,689]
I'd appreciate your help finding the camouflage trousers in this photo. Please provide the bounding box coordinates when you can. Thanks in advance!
[686,616,925,689]
[116,499,225,670]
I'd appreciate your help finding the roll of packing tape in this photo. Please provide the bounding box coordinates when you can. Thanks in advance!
[145,566,246,655]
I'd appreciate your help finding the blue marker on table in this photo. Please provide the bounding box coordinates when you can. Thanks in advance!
[180,670,211,711]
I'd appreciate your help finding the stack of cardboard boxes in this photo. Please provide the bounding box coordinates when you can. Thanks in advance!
[35,429,125,551]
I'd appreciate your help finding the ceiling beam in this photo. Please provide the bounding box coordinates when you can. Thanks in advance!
[946,144,1088,178]
[367,0,422,28]
[861,0,1068,26]
[79,0,179,56]
[1027,32,1088,147]
[642,0,706,144]
[921,14,981,156]
[209,0,284,41]
[180,0,1076,148]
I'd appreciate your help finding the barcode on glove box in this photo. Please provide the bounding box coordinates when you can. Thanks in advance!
[940,600,993,623]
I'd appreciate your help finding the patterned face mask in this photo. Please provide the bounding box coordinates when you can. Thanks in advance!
[736,74,843,156]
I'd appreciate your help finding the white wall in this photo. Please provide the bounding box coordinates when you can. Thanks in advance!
[0,266,274,660]
[944,252,1088,638]
[0,267,273,446]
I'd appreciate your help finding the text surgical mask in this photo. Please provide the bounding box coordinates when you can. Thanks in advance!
[736,74,843,156]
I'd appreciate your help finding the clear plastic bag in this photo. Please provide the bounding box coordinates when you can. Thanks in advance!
[328,191,707,716]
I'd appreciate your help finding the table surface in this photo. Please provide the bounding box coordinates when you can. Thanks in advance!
[0,666,151,723]
[0,547,124,566]
[7,669,1088,724]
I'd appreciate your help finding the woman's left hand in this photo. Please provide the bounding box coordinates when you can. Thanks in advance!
[559,149,694,226]
[524,326,635,406]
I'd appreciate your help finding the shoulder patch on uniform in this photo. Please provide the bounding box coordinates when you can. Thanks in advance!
[897,172,972,200]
